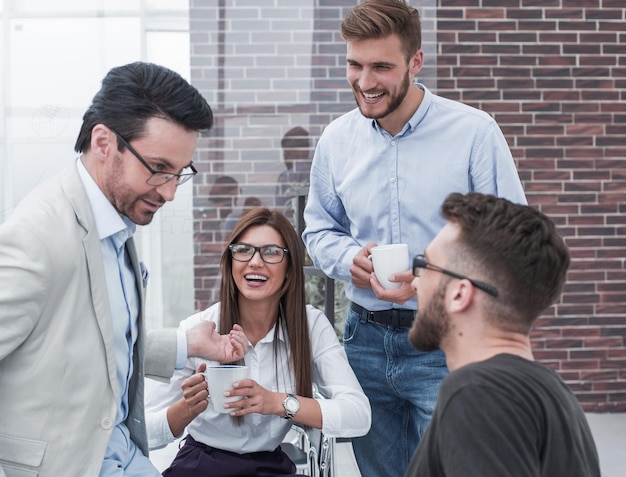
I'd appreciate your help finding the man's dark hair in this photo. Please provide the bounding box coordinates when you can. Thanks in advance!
[281,126,310,152]
[74,61,213,153]
[340,0,421,63]
[442,192,570,333]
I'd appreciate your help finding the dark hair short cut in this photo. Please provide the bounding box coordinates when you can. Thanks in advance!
[340,0,421,63]
[281,126,310,150]
[74,61,213,153]
[441,192,570,332]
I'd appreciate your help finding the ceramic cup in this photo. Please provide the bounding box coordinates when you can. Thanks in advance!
[205,365,248,413]
[370,243,409,290]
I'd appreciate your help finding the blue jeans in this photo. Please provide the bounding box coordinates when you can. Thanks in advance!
[343,306,448,477]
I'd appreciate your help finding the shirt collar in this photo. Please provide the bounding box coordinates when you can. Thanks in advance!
[76,157,136,241]
[255,322,288,345]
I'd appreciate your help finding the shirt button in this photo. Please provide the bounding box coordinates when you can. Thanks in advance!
[390,177,396,183]
[101,417,113,429]
[391,141,396,146]
[392,215,398,221]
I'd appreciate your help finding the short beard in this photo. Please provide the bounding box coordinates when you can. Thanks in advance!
[409,280,450,352]
[354,69,412,120]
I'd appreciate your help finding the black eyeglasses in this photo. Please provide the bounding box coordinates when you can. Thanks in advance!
[229,243,289,264]
[111,128,197,186]
[413,255,498,297]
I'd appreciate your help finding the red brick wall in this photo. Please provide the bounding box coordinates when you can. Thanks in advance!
[436,0,626,411]
[190,0,626,411]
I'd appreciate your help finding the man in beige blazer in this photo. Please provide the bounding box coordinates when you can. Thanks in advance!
[0,62,246,477]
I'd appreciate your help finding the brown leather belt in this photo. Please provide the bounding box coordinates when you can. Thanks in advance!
[350,302,415,328]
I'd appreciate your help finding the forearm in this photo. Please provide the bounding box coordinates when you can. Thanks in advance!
[166,398,199,438]
[287,395,323,430]
[301,207,359,281]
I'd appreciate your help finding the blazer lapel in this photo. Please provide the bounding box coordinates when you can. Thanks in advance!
[61,163,119,397]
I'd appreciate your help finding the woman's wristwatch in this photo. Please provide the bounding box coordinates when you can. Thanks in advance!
[282,393,300,420]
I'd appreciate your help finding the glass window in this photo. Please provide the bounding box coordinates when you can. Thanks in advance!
[0,1,192,329]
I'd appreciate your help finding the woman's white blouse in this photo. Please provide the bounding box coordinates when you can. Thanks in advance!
[145,304,371,453]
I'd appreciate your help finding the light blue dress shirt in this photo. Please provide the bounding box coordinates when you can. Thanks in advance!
[303,84,527,312]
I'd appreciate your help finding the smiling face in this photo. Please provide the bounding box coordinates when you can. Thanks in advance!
[346,34,423,134]
[100,117,198,225]
[231,225,288,307]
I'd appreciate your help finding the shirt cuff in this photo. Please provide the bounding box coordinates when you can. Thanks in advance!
[148,407,177,450]
[175,328,187,370]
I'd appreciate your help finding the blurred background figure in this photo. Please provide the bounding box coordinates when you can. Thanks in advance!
[208,175,240,222]
[275,126,312,218]
[221,196,263,242]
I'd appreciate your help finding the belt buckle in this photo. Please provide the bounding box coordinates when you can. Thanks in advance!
[390,309,402,328]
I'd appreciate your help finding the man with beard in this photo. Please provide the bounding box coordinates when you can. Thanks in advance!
[302,0,526,475]
[0,62,248,477]
[406,192,600,477]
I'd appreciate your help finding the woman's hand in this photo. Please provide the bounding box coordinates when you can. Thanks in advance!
[223,379,282,417]
[225,380,323,429]
[181,363,209,417]
[166,363,209,437]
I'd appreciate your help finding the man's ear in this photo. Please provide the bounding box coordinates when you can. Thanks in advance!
[448,279,475,314]
[90,124,115,159]
[410,49,424,76]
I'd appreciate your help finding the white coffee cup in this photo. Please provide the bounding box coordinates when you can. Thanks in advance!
[370,243,409,290]
[205,365,248,413]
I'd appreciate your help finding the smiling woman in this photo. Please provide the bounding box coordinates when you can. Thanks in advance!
[144,207,371,477]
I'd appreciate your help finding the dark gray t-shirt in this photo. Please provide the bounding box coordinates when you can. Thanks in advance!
[406,354,600,477]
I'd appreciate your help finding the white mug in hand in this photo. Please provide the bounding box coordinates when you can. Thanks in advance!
[370,243,409,290]
[205,365,247,413]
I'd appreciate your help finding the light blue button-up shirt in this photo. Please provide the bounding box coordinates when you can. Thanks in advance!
[77,160,141,461]
[303,84,527,312]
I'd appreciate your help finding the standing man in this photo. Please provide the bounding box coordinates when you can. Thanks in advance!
[0,62,247,477]
[406,192,600,477]
[302,0,526,475]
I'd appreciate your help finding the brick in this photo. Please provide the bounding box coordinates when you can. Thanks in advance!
[545,8,584,19]
[466,8,506,19]
[437,20,477,31]
[507,8,545,19]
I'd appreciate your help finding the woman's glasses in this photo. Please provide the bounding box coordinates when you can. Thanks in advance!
[229,243,289,264]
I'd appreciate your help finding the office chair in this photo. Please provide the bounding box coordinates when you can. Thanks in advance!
[281,387,336,476]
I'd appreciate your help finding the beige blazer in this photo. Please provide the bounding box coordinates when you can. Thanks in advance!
[0,163,177,476]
